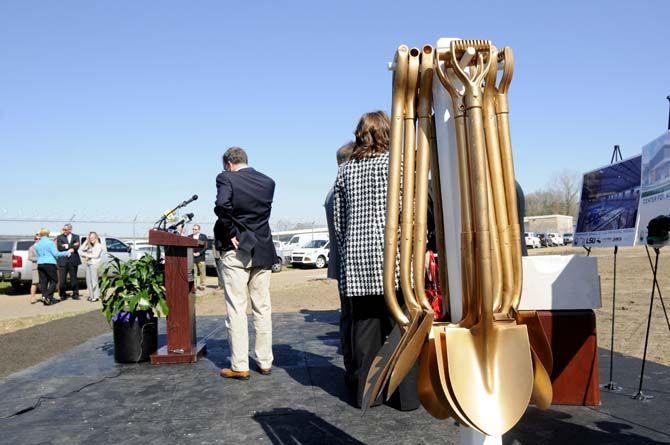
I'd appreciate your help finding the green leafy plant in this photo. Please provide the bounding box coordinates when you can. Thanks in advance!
[100,255,168,323]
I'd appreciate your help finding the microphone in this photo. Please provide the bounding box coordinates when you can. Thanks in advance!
[161,195,199,217]
[181,194,198,207]
[168,213,194,231]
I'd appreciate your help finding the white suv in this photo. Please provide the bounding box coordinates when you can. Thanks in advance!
[290,239,330,269]
[546,233,565,247]
[524,232,541,249]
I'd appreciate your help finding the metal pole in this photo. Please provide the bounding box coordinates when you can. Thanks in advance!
[666,96,670,131]
[601,245,622,391]
[645,245,670,335]
[632,247,660,401]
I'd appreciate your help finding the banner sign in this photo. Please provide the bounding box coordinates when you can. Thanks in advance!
[574,156,641,247]
[637,131,670,246]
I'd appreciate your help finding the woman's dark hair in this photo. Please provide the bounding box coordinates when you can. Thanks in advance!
[351,111,390,160]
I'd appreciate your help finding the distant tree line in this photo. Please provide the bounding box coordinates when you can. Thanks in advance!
[524,170,582,218]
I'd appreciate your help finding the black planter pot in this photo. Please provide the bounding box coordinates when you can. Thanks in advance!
[113,315,158,363]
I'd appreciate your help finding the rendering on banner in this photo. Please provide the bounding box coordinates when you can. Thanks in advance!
[574,156,641,247]
[637,131,670,246]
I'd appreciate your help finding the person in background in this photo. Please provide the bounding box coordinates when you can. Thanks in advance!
[324,141,355,387]
[27,233,41,304]
[214,146,277,380]
[35,228,73,305]
[56,224,81,300]
[79,232,104,302]
[334,111,419,410]
[191,224,208,291]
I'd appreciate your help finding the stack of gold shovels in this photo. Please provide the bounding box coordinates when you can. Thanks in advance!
[362,40,554,437]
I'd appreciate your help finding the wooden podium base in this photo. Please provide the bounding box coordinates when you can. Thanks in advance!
[150,342,207,365]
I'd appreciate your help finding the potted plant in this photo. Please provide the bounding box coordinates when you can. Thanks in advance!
[100,254,169,363]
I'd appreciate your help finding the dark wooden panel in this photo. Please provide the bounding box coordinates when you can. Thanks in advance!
[532,310,601,406]
[147,229,206,365]
[148,229,200,247]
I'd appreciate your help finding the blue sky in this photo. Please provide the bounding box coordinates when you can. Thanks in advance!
[1,0,669,237]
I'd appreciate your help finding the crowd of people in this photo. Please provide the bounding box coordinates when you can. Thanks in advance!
[17,111,505,411]
[27,224,103,306]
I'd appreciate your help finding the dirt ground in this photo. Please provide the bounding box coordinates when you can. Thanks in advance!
[1,247,669,379]
[529,246,670,367]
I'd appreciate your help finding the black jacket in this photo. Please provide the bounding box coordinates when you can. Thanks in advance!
[56,233,82,266]
[214,167,277,267]
[192,233,208,263]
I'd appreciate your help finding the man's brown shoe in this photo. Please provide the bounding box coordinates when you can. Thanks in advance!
[220,368,250,380]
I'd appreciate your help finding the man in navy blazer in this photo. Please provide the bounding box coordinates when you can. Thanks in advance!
[214,147,277,380]
[56,223,81,300]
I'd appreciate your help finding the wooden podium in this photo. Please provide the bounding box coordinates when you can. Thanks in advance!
[148,229,207,364]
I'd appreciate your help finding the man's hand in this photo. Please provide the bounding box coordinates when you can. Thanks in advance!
[231,237,239,249]
[62,243,69,249]
[194,252,200,257]
[67,248,74,256]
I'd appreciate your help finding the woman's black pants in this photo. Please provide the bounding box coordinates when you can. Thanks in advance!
[38,264,58,301]
[350,294,419,411]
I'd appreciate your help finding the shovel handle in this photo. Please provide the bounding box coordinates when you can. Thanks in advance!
[399,48,422,315]
[414,45,434,313]
[385,46,410,327]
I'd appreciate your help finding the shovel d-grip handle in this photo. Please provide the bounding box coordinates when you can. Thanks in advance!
[385,45,410,327]
[450,40,495,326]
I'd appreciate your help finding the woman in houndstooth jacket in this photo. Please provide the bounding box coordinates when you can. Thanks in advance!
[334,111,419,411]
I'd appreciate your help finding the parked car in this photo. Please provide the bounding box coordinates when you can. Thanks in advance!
[204,238,283,273]
[282,233,329,263]
[563,233,574,245]
[545,233,565,247]
[131,243,160,260]
[524,232,541,249]
[0,239,27,290]
[290,239,330,269]
[3,236,132,291]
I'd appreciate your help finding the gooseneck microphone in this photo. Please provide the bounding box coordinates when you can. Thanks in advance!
[154,194,200,230]
[181,194,198,207]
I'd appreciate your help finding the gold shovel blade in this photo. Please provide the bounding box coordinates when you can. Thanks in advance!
[417,329,452,420]
[361,314,420,413]
[387,311,434,396]
[530,347,553,410]
[445,324,533,437]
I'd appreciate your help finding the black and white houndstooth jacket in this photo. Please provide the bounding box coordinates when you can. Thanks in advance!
[334,152,399,298]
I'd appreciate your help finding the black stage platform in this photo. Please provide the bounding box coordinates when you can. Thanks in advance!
[0,312,668,444]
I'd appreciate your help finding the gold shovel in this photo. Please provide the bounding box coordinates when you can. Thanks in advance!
[492,47,553,409]
[416,47,487,432]
[417,115,481,429]
[443,40,533,437]
[361,45,417,412]
[416,115,465,420]
[387,45,437,397]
